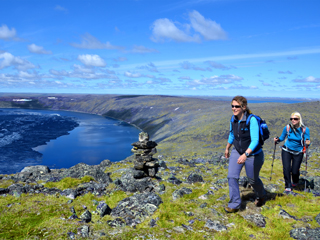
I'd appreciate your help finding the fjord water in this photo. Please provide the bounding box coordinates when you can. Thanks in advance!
[1,108,141,172]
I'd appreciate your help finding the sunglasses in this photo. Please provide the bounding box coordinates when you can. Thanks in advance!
[231,105,241,108]
[290,118,299,121]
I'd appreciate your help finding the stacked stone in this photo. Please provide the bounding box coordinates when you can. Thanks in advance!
[131,132,159,177]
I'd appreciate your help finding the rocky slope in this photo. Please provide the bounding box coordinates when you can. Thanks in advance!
[0,94,319,239]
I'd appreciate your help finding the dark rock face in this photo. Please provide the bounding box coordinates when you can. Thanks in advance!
[0,111,79,174]
[110,192,163,227]
[0,160,113,199]
[167,175,182,185]
[80,210,92,223]
[114,170,156,193]
[187,173,204,183]
[96,201,112,217]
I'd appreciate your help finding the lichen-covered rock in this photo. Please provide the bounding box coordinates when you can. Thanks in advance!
[77,225,89,238]
[204,220,227,231]
[61,163,112,184]
[313,176,320,191]
[80,210,91,223]
[21,165,51,175]
[187,173,204,183]
[115,171,156,193]
[96,201,112,217]
[316,213,320,226]
[290,227,320,240]
[243,214,266,227]
[107,218,126,227]
[60,189,78,199]
[110,192,162,227]
[172,187,192,200]
[265,184,281,193]
[167,175,182,185]
[279,209,297,220]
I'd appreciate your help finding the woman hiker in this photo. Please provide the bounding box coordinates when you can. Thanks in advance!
[274,112,310,192]
[224,96,267,213]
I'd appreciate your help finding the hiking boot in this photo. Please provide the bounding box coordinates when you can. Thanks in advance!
[224,207,239,213]
[254,197,265,207]
[292,183,298,188]
[283,188,294,195]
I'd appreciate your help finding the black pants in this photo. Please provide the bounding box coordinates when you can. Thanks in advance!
[281,149,303,189]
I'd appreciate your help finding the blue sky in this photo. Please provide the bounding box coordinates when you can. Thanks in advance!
[0,0,319,98]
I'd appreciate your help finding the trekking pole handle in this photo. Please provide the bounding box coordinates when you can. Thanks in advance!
[275,136,280,144]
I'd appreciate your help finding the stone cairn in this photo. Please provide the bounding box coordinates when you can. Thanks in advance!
[131,132,159,177]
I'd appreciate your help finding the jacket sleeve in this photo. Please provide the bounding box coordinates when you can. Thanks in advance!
[228,121,234,144]
[248,117,259,151]
[305,127,311,145]
[278,126,287,142]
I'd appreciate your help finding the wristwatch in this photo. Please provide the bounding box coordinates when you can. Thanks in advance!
[245,152,250,157]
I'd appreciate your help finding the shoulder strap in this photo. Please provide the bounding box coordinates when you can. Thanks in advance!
[286,124,290,134]
[246,114,253,125]
[230,115,235,123]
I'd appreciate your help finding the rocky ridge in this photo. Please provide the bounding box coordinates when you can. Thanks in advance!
[0,152,319,239]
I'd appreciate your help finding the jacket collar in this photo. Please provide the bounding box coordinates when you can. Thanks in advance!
[233,111,249,123]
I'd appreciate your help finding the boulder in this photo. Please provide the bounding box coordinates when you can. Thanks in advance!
[110,192,162,227]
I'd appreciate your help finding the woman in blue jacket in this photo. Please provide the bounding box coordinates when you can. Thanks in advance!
[224,96,266,213]
[274,112,310,192]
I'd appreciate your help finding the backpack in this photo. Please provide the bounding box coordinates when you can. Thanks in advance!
[231,114,270,146]
[286,124,307,152]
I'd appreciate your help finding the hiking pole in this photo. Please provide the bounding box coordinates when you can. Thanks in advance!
[304,139,309,191]
[270,137,279,181]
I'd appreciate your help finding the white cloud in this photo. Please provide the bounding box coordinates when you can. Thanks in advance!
[186,74,243,86]
[189,10,227,40]
[77,54,106,67]
[0,24,17,40]
[293,76,320,83]
[151,18,200,43]
[18,71,39,79]
[71,33,124,50]
[150,11,227,43]
[124,72,142,78]
[28,44,52,54]
[0,52,36,70]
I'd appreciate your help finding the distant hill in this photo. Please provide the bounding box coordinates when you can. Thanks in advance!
[1,94,319,157]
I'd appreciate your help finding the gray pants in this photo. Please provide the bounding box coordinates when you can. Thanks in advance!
[227,148,266,209]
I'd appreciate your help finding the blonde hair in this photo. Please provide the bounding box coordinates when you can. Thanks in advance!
[291,112,305,128]
[232,96,252,114]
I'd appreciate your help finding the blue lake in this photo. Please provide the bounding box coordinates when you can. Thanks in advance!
[0,108,141,172]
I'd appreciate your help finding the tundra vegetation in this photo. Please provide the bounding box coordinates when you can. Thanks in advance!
[0,94,319,239]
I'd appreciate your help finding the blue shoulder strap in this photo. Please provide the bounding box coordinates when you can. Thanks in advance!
[246,114,253,125]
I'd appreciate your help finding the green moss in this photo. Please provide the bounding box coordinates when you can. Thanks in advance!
[43,175,95,189]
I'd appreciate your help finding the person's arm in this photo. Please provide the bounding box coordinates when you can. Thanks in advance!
[247,116,259,152]
[278,126,288,142]
[225,122,234,158]
[305,127,311,146]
